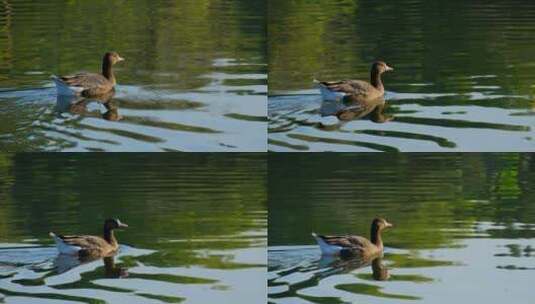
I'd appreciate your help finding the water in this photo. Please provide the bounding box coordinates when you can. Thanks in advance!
[0,0,267,151]
[268,0,535,151]
[0,154,267,304]
[268,153,535,303]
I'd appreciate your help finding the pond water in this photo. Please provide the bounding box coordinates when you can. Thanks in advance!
[0,154,267,304]
[268,0,535,151]
[0,0,266,151]
[268,153,535,304]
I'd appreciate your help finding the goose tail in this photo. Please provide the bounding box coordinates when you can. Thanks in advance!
[313,80,345,101]
[313,78,330,88]
[49,232,63,246]
[311,232,326,247]
[311,232,341,256]
[49,232,80,255]
[51,75,83,96]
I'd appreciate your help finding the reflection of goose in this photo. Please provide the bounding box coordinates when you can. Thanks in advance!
[53,252,92,273]
[55,90,122,121]
[101,103,122,121]
[371,256,390,281]
[52,52,124,97]
[320,96,394,123]
[49,219,128,259]
[53,252,128,277]
[269,254,390,299]
[315,61,393,102]
[316,255,390,281]
[103,256,129,278]
[312,218,393,258]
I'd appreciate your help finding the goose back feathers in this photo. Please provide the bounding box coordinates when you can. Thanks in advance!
[50,218,128,258]
[53,52,124,97]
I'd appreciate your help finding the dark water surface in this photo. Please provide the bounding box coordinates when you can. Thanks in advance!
[268,0,535,151]
[0,0,266,151]
[0,154,267,303]
[268,154,535,303]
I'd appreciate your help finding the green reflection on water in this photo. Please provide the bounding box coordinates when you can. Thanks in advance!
[335,283,420,300]
[1,153,266,255]
[357,272,433,283]
[269,153,534,249]
[136,293,185,303]
[0,289,106,304]
[269,0,535,96]
[0,0,266,89]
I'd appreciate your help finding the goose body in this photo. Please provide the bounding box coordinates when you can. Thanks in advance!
[312,218,393,258]
[316,61,393,102]
[53,52,124,97]
[50,218,128,258]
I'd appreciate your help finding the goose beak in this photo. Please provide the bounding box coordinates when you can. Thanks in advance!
[117,220,129,228]
[385,65,394,72]
[117,56,125,62]
[385,221,393,228]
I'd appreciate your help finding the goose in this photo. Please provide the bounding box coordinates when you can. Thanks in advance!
[315,61,393,102]
[52,52,124,97]
[50,218,128,258]
[312,217,393,258]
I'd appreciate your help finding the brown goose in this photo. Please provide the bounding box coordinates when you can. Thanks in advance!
[316,61,393,102]
[50,218,128,258]
[52,52,124,97]
[312,218,393,258]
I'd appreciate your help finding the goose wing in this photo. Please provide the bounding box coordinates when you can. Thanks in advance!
[319,234,373,249]
[57,234,109,249]
[60,73,109,89]
[320,80,375,97]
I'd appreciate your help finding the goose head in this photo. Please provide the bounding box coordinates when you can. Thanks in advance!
[372,61,394,74]
[372,217,393,231]
[104,52,125,65]
[104,218,129,231]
